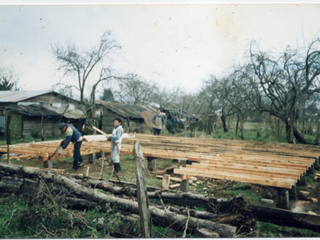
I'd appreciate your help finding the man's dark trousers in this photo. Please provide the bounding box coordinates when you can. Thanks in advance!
[153,128,161,135]
[73,141,83,170]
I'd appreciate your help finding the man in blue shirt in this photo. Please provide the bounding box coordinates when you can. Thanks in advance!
[107,118,123,173]
[57,123,84,171]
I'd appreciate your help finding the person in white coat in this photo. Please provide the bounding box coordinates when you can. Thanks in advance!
[107,118,123,172]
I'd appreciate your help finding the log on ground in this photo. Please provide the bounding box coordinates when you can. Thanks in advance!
[0,162,237,238]
[249,205,320,232]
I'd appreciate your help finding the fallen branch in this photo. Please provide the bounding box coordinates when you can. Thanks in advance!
[182,209,190,238]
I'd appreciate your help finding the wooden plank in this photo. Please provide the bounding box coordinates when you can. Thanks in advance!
[174,168,294,189]
[189,162,304,176]
[185,165,299,180]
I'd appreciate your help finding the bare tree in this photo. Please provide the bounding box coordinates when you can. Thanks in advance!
[242,40,320,143]
[152,86,180,109]
[169,93,206,136]
[200,76,235,132]
[225,72,255,139]
[52,31,121,104]
[114,74,156,104]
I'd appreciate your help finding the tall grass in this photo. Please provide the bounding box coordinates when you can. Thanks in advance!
[0,194,136,238]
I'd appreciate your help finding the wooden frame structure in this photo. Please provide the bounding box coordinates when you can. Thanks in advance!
[0,134,318,190]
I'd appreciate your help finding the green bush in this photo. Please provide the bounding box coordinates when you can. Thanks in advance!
[165,121,183,134]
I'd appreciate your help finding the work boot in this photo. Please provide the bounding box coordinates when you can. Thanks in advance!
[114,163,121,173]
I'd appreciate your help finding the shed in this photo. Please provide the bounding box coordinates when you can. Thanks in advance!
[0,90,81,134]
[94,101,150,134]
[5,104,85,138]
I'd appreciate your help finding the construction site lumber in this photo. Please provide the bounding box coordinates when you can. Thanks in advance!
[0,133,318,189]
[0,162,236,238]
[174,167,295,189]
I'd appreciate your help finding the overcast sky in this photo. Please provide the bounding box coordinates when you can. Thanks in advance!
[1,1,320,100]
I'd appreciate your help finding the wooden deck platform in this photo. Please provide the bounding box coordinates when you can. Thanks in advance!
[0,133,319,189]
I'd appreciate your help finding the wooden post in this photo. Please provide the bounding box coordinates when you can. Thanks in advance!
[315,157,319,170]
[276,188,289,209]
[0,153,5,163]
[83,166,90,177]
[89,119,97,164]
[147,156,156,171]
[6,115,11,164]
[162,174,170,190]
[41,113,44,141]
[289,183,297,200]
[133,141,152,238]
[297,172,306,186]
[43,160,53,168]
[180,179,189,192]
[307,163,314,175]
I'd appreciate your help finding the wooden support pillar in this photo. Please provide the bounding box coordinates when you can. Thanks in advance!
[307,163,314,175]
[276,188,289,209]
[41,113,44,141]
[315,157,319,170]
[297,172,306,186]
[133,141,152,238]
[6,114,11,164]
[6,145,10,164]
[0,153,5,163]
[147,156,156,171]
[180,179,189,192]
[162,174,170,190]
[289,183,297,200]
[83,166,90,177]
[43,160,53,169]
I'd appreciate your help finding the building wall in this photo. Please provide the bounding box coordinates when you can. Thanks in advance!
[5,110,23,138]
[101,107,146,134]
[22,116,61,138]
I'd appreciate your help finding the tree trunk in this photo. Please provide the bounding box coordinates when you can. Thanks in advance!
[293,126,307,144]
[285,123,294,143]
[315,121,320,145]
[235,115,239,137]
[221,115,228,132]
[240,120,245,140]
[249,205,320,232]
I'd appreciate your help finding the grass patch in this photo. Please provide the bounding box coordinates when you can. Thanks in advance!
[224,189,261,205]
[306,176,314,183]
[0,195,129,238]
[232,183,252,190]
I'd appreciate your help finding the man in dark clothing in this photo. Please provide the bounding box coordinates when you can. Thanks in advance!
[57,123,84,171]
[152,109,165,135]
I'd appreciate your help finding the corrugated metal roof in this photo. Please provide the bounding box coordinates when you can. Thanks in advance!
[44,106,85,119]
[0,90,53,102]
[95,101,144,119]
[5,104,86,119]
[5,104,60,117]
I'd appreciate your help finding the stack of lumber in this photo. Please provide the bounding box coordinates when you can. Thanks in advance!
[0,133,319,189]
